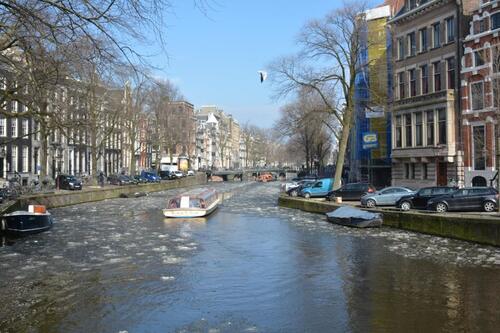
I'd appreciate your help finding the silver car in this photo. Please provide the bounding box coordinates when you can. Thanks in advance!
[360,187,415,208]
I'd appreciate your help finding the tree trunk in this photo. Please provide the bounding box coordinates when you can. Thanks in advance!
[333,106,354,190]
[129,128,136,175]
[497,133,500,213]
[91,130,98,185]
[39,121,48,179]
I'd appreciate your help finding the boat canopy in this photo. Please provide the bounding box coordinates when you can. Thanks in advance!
[167,188,218,209]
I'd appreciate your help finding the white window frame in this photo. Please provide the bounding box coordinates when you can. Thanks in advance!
[22,146,28,172]
[472,124,486,171]
[0,117,6,137]
[11,146,17,172]
[11,119,17,137]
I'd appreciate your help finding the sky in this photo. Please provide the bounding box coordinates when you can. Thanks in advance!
[147,1,349,128]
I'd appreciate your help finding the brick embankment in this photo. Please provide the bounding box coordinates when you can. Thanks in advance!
[278,195,500,247]
[2,173,207,214]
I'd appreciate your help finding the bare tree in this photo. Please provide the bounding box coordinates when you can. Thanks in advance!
[270,1,372,189]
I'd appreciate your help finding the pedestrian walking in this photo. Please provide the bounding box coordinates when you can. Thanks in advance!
[99,172,105,188]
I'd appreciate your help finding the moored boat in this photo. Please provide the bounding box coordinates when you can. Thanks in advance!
[163,188,219,218]
[326,206,382,228]
[1,205,54,236]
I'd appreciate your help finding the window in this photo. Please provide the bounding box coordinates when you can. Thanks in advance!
[445,17,455,43]
[409,69,416,97]
[494,78,500,107]
[22,119,28,137]
[438,109,446,144]
[11,119,17,137]
[474,50,485,66]
[492,12,500,30]
[421,65,428,94]
[405,163,410,179]
[406,0,417,10]
[407,32,416,56]
[471,82,484,110]
[20,146,28,172]
[493,47,500,73]
[426,110,434,146]
[398,38,405,60]
[433,22,441,48]
[447,57,455,89]
[473,125,486,170]
[395,115,402,148]
[405,113,412,147]
[11,101,18,113]
[415,112,423,146]
[11,146,17,172]
[0,117,5,137]
[410,163,416,179]
[419,28,427,52]
[0,77,5,90]
[398,72,405,99]
[433,62,441,92]
[422,163,428,179]
[419,188,432,196]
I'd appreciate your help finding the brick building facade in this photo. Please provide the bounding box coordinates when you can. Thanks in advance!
[461,0,500,187]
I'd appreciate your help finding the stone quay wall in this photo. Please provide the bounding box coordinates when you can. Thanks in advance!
[278,195,500,247]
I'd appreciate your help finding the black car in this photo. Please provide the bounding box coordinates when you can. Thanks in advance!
[427,187,499,213]
[133,175,149,183]
[108,174,136,186]
[326,183,376,201]
[55,174,82,190]
[396,186,457,211]
[159,170,176,180]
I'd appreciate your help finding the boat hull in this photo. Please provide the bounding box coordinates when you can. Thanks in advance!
[1,214,53,236]
[163,200,219,218]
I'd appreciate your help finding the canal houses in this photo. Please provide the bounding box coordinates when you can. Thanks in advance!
[387,0,478,188]
[461,0,500,187]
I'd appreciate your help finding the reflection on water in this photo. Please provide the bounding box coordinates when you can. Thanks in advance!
[0,182,499,333]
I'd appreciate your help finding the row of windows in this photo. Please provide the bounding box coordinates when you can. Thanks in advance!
[397,58,455,99]
[397,16,455,60]
[404,162,429,180]
[394,109,447,148]
[1,146,30,173]
[0,118,30,138]
[473,11,500,35]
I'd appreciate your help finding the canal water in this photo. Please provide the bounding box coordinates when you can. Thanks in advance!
[1,182,500,333]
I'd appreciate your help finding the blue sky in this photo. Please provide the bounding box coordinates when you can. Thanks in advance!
[149,1,372,127]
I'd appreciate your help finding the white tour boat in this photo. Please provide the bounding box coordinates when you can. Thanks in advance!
[163,188,219,218]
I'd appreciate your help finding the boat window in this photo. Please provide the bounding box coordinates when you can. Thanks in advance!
[168,198,180,208]
[190,199,201,208]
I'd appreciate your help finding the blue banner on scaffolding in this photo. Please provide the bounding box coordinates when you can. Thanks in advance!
[362,132,378,150]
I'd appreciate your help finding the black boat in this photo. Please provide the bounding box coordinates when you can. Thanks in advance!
[1,205,53,236]
[326,206,382,228]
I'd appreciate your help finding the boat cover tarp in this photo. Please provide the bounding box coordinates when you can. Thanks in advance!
[326,206,382,228]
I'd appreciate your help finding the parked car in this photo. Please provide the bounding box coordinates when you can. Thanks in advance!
[326,182,376,201]
[187,170,195,176]
[55,174,82,190]
[396,186,457,211]
[360,186,414,208]
[299,178,335,199]
[108,174,135,186]
[287,180,316,197]
[141,170,161,183]
[173,171,185,178]
[133,175,149,183]
[427,187,499,213]
[159,170,175,180]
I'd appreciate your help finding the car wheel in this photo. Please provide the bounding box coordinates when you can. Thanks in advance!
[435,202,448,213]
[400,201,411,211]
[483,201,496,212]
[366,199,376,208]
[290,190,298,197]
[304,193,311,199]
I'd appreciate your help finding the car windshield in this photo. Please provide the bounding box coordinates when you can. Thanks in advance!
[67,176,77,181]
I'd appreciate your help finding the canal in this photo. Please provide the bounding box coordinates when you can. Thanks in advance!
[1,182,500,332]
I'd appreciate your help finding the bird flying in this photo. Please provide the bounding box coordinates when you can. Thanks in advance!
[258,70,267,83]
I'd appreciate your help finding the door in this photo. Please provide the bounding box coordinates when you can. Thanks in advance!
[414,188,433,209]
[437,163,447,186]
[311,181,323,197]
[449,189,470,210]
